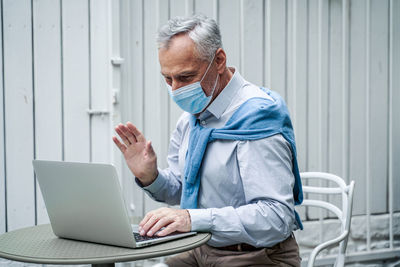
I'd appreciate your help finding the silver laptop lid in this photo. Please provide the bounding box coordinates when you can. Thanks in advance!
[32,160,136,248]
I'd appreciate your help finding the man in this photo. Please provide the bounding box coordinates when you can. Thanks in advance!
[113,14,302,266]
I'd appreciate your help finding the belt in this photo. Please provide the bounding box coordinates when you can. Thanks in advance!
[214,243,261,252]
[213,234,294,252]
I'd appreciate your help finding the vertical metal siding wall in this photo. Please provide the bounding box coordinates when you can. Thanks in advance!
[120,0,400,254]
[0,0,116,233]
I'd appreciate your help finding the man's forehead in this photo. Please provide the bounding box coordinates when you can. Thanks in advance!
[159,34,204,75]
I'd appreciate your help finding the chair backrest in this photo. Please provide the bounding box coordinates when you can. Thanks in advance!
[299,172,355,267]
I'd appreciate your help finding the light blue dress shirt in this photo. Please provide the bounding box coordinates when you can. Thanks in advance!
[140,68,298,247]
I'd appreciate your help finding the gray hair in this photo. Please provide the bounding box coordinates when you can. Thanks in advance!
[157,14,223,62]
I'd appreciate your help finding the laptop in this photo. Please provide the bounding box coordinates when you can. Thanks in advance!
[32,160,196,248]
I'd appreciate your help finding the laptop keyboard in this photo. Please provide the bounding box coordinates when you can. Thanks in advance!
[133,232,161,242]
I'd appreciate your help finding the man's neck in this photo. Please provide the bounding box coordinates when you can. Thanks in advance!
[214,67,234,100]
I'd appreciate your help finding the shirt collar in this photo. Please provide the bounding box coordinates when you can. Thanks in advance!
[199,67,245,120]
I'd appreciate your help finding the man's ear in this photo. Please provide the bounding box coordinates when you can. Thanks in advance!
[215,48,227,74]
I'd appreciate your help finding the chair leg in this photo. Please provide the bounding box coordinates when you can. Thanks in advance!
[334,254,345,267]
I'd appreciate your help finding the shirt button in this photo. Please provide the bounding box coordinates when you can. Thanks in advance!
[201,120,206,125]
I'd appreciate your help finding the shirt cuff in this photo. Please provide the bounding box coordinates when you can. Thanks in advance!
[187,209,213,231]
[135,169,167,195]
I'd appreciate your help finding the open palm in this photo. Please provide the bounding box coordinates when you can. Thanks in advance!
[113,122,158,186]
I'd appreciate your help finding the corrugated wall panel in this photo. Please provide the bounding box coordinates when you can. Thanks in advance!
[3,0,36,231]
[119,0,145,219]
[307,0,321,173]
[290,0,308,220]
[62,0,91,162]
[392,0,400,212]
[320,0,331,217]
[305,1,326,220]
[327,0,345,210]
[306,0,331,219]
[241,0,264,86]
[341,0,350,185]
[90,0,112,164]
[328,0,345,181]
[110,0,124,214]
[0,0,5,234]
[219,0,241,70]
[157,0,171,170]
[143,0,169,214]
[32,0,62,225]
[286,0,293,113]
[349,0,368,215]
[194,0,215,18]
[267,0,287,99]
[168,0,188,135]
[291,0,308,173]
[369,0,389,214]
[319,0,330,174]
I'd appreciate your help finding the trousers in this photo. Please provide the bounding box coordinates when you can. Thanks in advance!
[165,234,301,267]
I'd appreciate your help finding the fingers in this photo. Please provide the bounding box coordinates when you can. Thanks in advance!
[117,124,137,145]
[139,211,155,233]
[139,208,168,236]
[127,122,146,142]
[114,122,146,148]
[112,136,127,153]
[145,141,156,157]
[139,212,159,236]
[147,217,174,237]
[115,126,132,146]
[138,208,191,237]
[156,222,180,237]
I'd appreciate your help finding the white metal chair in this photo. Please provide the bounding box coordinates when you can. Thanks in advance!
[299,172,355,267]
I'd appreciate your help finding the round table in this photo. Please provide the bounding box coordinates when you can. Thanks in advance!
[0,224,211,266]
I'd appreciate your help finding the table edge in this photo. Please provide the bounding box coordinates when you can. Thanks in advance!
[0,233,211,265]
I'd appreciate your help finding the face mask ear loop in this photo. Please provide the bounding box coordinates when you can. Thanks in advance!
[208,72,219,98]
[199,53,217,83]
[198,70,219,114]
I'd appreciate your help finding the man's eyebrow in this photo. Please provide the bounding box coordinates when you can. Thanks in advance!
[161,70,198,77]
[178,71,197,76]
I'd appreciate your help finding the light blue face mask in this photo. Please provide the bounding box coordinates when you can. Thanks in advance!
[166,56,218,114]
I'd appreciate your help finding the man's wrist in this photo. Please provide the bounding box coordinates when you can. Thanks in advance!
[136,169,167,195]
[185,209,192,231]
[138,170,159,187]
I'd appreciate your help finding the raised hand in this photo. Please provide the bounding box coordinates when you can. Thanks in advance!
[113,122,158,186]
